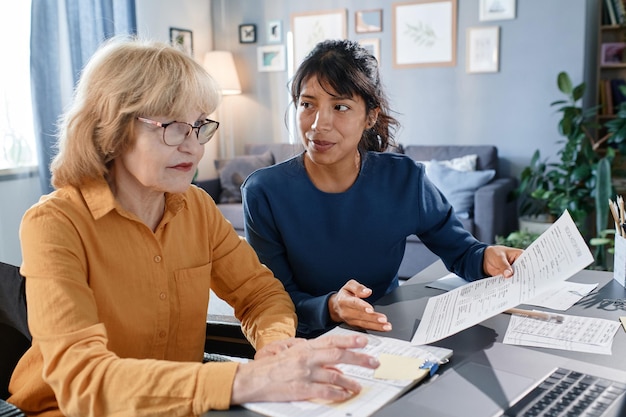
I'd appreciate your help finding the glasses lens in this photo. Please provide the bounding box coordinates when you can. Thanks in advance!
[163,122,192,146]
[198,121,219,144]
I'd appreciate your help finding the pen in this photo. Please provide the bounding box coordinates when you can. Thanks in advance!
[505,308,564,323]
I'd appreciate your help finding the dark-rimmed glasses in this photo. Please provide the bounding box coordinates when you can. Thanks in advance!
[136,117,219,146]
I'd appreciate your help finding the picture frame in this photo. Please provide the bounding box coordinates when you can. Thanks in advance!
[239,24,257,44]
[601,42,626,65]
[466,26,500,73]
[267,20,282,43]
[479,0,516,21]
[169,27,193,56]
[355,9,383,33]
[257,45,286,72]
[392,0,457,68]
[358,38,381,63]
[291,9,347,67]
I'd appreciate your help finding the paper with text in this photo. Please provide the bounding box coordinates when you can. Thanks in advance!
[411,210,594,345]
[503,313,620,354]
[243,326,452,417]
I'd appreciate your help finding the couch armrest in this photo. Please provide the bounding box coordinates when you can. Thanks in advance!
[195,178,221,202]
[473,177,518,243]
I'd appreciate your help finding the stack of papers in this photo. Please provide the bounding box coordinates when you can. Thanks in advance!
[243,326,453,417]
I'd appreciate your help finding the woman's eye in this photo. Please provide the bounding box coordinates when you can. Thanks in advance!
[299,101,311,109]
[336,104,349,111]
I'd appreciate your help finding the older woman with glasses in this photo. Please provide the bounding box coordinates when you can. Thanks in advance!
[7,37,378,417]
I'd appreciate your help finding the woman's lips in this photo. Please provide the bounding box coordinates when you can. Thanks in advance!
[171,162,193,172]
[309,139,334,152]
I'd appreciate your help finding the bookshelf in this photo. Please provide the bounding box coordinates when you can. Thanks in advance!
[598,0,626,124]
[598,0,626,194]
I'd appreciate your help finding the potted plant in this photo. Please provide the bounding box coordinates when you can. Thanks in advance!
[514,72,615,242]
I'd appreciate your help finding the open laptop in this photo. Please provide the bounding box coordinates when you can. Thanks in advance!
[373,342,626,417]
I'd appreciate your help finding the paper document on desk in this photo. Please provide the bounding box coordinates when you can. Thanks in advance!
[503,313,620,354]
[411,210,594,345]
[243,326,452,417]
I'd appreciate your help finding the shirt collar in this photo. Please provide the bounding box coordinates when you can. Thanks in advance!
[80,178,187,221]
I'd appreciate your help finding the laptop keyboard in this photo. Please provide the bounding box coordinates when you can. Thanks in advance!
[503,367,626,417]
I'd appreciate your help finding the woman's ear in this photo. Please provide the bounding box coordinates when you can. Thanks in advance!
[367,108,380,128]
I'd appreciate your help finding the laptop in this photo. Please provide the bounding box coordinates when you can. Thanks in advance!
[373,342,626,417]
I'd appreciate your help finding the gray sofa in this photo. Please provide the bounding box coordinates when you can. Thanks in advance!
[196,143,517,279]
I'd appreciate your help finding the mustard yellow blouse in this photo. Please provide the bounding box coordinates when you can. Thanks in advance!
[8,180,296,416]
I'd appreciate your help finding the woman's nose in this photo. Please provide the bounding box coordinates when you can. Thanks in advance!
[311,108,332,131]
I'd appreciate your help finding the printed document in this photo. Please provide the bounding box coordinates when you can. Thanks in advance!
[411,210,594,345]
[243,326,453,417]
[504,313,620,355]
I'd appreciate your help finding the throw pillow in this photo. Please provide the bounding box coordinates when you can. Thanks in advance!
[426,160,495,218]
[419,154,478,174]
[214,150,274,203]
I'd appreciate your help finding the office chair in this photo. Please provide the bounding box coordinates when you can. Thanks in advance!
[0,261,31,405]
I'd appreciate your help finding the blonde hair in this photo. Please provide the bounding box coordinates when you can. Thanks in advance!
[51,36,221,188]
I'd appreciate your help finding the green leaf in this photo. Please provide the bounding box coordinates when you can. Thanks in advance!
[557,71,573,94]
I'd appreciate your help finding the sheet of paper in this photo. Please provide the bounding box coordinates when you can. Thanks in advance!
[243,326,453,417]
[411,210,594,345]
[524,282,598,311]
[621,317,626,331]
[503,313,621,355]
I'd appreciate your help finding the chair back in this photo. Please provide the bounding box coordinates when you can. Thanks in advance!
[0,262,31,401]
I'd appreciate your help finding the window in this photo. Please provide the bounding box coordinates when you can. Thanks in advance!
[0,2,36,170]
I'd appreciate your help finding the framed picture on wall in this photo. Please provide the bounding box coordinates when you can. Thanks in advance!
[466,26,499,73]
[257,45,286,72]
[479,0,516,21]
[355,9,383,33]
[169,27,193,56]
[392,0,457,68]
[239,24,257,43]
[267,20,282,43]
[291,9,347,67]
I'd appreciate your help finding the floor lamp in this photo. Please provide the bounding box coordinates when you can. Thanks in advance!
[203,51,242,159]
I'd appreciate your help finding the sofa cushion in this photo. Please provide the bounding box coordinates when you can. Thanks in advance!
[215,150,274,203]
[403,145,497,171]
[419,154,478,173]
[427,160,495,218]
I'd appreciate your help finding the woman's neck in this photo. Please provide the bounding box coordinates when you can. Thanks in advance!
[303,151,361,193]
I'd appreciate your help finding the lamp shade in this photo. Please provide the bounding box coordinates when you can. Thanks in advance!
[203,51,242,95]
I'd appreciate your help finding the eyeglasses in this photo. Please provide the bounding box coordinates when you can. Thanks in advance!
[136,117,219,146]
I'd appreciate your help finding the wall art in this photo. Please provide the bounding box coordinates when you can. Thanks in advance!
[392,0,457,68]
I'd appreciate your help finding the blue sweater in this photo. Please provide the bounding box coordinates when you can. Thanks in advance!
[242,151,487,337]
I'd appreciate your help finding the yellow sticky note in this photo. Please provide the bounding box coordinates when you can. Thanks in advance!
[620,317,626,332]
[374,353,428,381]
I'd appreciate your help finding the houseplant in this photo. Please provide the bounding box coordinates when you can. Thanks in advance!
[510,72,622,268]
[514,72,615,240]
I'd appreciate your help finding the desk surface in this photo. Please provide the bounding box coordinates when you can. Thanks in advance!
[207,261,626,417]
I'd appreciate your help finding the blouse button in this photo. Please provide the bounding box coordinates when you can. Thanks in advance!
[159,292,167,300]
[154,255,162,263]
[159,330,166,338]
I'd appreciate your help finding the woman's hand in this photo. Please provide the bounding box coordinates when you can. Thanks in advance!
[231,333,379,404]
[483,245,523,278]
[328,279,392,332]
[254,338,306,360]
